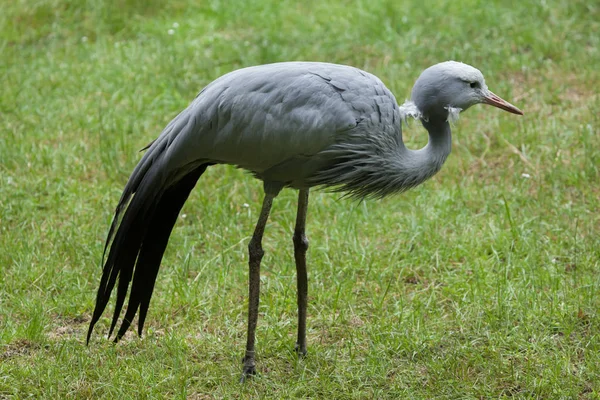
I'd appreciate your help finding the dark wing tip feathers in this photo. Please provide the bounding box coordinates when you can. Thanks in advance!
[87,162,208,344]
[139,139,156,152]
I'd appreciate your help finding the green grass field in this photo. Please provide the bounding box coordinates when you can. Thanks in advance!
[1,0,599,398]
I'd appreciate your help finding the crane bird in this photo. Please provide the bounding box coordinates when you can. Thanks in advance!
[87,61,523,381]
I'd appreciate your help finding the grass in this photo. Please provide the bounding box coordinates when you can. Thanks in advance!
[1,0,599,398]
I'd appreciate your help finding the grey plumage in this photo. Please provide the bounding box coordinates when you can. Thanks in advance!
[87,61,523,380]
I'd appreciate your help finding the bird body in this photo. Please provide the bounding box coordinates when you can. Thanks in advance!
[88,61,522,380]
[137,62,403,192]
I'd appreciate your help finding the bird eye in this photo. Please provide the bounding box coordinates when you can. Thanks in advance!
[469,81,479,89]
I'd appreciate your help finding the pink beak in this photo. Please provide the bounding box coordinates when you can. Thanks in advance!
[483,91,523,115]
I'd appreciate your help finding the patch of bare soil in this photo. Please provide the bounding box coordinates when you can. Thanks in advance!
[0,339,38,360]
[47,314,89,341]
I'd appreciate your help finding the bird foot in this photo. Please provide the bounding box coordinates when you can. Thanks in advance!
[240,354,256,383]
[294,343,307,358]
[239,365,256,383]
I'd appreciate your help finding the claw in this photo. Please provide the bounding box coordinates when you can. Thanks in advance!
[294,343,307,358]
[240,365,256,383]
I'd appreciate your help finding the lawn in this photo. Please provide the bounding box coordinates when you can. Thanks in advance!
[1,0,599,398]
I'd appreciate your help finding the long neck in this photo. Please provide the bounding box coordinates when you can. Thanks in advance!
[308,117,453,199]
[391,117,452,190]
[404,118,452,175]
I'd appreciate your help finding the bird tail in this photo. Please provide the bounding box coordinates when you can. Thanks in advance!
[86,140,209,343]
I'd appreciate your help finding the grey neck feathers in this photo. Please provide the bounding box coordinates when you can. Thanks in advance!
[310,117,452,199]
[400,118,452,183]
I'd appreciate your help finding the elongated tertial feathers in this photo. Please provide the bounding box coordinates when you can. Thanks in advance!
[87,154,208,343]
[113,164,207,341]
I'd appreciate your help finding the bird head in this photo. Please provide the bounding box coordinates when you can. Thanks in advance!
[410,61,523,121]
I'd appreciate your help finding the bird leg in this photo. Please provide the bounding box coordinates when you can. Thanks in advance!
[241,191,275,383]
[293,189,309,357]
